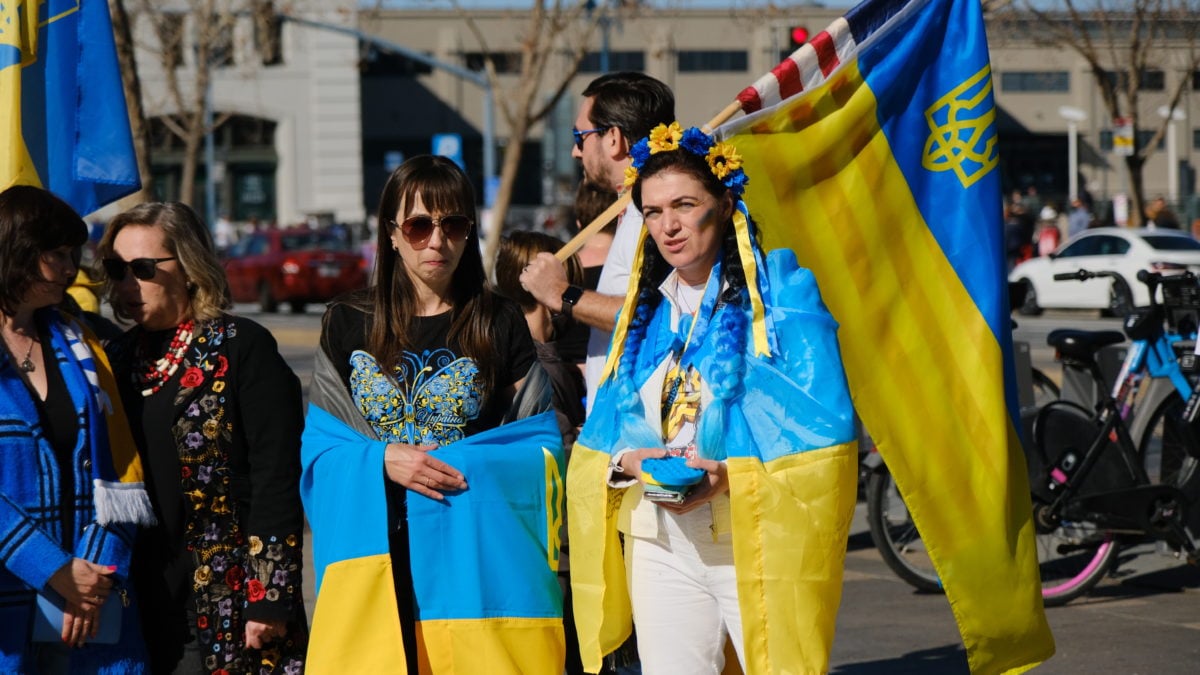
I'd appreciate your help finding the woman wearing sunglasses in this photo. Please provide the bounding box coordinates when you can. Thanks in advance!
[0,185,153,672]
[96,203,308,674]
[302,156,569,672]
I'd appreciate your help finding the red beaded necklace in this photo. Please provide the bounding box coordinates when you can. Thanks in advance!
[135,320,195,397]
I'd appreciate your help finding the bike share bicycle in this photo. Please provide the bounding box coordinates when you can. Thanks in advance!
[866,271,1200,605]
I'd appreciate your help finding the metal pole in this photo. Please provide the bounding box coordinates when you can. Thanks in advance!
[1167,119,1179,204]
[483,88,497,207]
[204,79,217,229]
[1067,120,1078,201]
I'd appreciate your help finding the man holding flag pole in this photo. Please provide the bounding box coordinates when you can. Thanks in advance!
[561,0,1055,673]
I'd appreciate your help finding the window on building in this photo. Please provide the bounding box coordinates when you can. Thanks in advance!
[579,51,645,73]
[463,51,522,74]
[1193,128,1200,149]
[254,5,283,66]
[1139,69,1165,91]
[361,47,433,76]
[999,71,1069,92]
[678,50,748,73]
[209,22,235,68]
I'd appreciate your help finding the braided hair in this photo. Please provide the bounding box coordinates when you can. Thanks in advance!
[614,145,757,458]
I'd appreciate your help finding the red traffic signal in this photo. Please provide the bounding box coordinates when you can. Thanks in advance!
[790,26,810,46]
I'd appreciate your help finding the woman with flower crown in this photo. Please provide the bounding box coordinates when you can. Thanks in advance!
[567,124,859,674]
[98,202,308,674]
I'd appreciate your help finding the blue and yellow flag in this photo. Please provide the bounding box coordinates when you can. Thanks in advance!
[1,0,140,214]
[715,0,1054,672]
[301,350,566,674]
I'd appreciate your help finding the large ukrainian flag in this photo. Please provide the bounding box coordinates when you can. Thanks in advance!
[1,0,140,214]
[715,0,1054,672]
[301,350,566,674]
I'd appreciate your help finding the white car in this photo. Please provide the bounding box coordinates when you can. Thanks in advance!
[1010,227,1200,315]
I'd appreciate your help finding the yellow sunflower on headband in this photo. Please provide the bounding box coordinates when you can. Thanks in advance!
[647,122,683,154]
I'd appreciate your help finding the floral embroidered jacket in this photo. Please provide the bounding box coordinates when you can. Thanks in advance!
[112,315,307,674]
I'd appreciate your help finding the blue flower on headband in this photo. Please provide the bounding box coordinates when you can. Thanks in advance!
[679,127,714,156]
[623,123,749,198]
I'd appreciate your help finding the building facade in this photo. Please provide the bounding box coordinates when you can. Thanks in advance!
[132,0,364,226]
[130,3,1200,228]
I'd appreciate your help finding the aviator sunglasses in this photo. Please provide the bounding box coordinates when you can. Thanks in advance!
[101,257,177,281]
[391,214,474,249]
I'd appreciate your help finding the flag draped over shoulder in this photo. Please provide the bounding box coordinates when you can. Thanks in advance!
[714,0,1054,672]
[300,349,566,674]
[569,248,860,674]
[1,0,140,215]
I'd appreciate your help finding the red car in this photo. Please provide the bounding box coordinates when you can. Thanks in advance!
[224,228,367,313]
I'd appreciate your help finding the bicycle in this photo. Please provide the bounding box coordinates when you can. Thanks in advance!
[867,269,1200,605]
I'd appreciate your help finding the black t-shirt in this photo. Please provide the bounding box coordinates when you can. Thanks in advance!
[321,296,537,442]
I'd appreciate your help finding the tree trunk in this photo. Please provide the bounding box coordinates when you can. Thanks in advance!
[482,118,532,276]
[1125,155,1147,227]
[108,0,155,205]
[179,119,204,207]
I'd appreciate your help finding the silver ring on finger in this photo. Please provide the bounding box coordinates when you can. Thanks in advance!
[423,475,430,487]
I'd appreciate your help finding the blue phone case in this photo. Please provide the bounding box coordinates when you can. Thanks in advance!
[31,590,121,644]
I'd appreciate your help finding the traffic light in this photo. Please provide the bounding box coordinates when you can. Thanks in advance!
[790,26,810,49]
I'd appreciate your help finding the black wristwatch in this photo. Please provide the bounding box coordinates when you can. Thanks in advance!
[560,285,584,318]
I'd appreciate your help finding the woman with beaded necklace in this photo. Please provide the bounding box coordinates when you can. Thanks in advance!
[97,203,307,674]
[567,124,858,674]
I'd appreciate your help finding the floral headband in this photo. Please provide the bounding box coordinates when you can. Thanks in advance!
[623,122,749,197]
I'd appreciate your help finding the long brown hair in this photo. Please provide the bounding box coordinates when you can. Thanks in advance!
[371,155,498,396]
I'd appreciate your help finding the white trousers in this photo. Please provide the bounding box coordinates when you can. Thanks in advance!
[627,506,744,675]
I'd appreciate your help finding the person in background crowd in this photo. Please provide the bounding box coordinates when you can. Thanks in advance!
[0,185,154,673]
[1067,197,1091,239]
[1146,196,1181,229]
[1036,206,1061,257]
[495,229,588,675]
[520,72,675,410]
[99,202,308,674]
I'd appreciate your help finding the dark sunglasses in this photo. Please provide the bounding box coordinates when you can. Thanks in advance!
[391,215,473,249]
[572,127,607,151]
[101,257,177,281]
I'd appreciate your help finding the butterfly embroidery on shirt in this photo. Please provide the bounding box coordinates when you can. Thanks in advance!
[350,349,482,445]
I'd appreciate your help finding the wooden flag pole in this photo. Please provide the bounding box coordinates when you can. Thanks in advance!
[554,100,746,261]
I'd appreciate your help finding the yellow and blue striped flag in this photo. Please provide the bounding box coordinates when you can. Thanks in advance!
[716,0,1055,672]
[1,0,140,214]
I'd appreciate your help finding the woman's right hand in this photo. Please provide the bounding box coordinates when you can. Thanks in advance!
[384,443,467,500]
[47,558,115,611]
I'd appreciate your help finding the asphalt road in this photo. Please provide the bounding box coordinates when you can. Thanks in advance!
[247,306,1199,674]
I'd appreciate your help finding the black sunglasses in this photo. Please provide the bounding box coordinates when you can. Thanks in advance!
[391,215,473,250]
[572,127,607,151]
[101,257,177,281]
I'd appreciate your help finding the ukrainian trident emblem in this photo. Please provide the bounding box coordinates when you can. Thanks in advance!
[922,65,998,188]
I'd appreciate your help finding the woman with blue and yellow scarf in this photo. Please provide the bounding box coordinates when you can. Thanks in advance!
[568,125,860,674]
[0,185,155,673]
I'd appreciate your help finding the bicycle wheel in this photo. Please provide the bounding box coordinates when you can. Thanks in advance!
[1034,507,1119,607]
[1137,392,1200,540]
[1032,401,1121,606]
[866,466,943,593]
